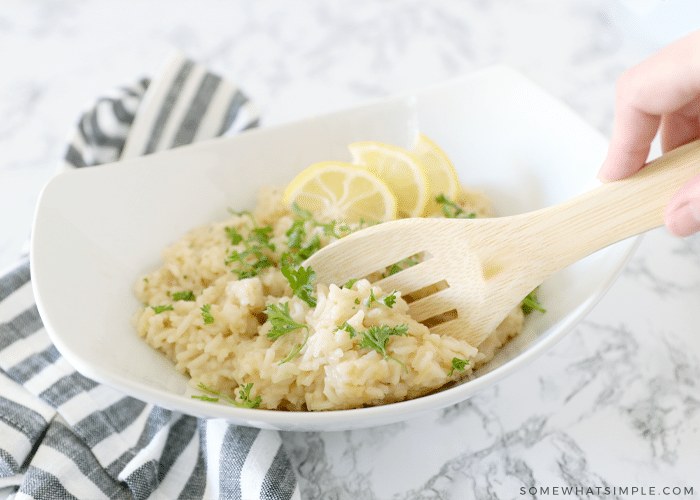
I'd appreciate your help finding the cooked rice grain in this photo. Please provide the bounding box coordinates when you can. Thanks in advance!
[133,186,524,411]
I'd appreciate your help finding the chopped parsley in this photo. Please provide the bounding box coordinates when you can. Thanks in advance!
[291,203,354,239]
[225,226,244,245]
[191,382,261,408]
[224,212,276,280]
[448,357,470,377]
[281,265,317,307]
[265,302,308,339]
[336,321,360,339]
[343,278,359,289]
[336,322,410,372]
[382,255,421,277]
[364,289,399,308]
[171,290,196,302]
[279,333,309,364]
[436,194,476,219]
[201,304,214,324]
[151,304,173,314]
[521,288,546,315]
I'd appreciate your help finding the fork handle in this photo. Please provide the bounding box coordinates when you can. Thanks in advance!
[530,138,700,273]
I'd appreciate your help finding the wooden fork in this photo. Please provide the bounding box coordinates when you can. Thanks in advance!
[304,139,700,347]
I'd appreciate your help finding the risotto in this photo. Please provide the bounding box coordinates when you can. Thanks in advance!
[133,185,528,411]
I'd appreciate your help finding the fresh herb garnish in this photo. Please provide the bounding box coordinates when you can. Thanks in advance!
[191,382,261,408]
[279,333,309,364]
[336,321,360,338]
[365,289,399,308]
[151,304,173,314]
[171,290,196,302]
[281,265,317,307]
[436,194,476,219]
[379,290,398,308]
[228,208,253,218]
[201,304,214,324]
[521,288,546,315]
[448,357,470,377]
[225,226,244,245]
[291,203,354,240]
[358,324,410,372]
[190,393,218,402]
[336,322,410,372]
[382,255,421,277]
[265,302,308,339]
[281,233,321,268]
[343,278,359,289]
[224,213,277,279]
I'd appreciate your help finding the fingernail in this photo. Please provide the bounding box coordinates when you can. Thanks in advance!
[666,200,700,237]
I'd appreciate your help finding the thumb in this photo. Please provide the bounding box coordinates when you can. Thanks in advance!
[664,173,700,237]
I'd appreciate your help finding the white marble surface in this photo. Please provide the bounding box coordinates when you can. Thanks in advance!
[1,1,699,498]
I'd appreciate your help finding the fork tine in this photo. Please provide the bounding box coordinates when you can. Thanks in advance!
[407,287,460,322]
[305,219,432,285]
[429,318,477,342]
[372,257,443,294]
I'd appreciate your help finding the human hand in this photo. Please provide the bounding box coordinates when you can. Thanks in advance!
[598,30,700,237]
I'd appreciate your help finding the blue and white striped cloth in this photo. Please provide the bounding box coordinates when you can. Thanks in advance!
[0,52,300,500]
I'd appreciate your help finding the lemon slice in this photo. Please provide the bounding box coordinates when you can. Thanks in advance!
[412,133,461,216]
[348,141,430,218]
[283,161,397,223]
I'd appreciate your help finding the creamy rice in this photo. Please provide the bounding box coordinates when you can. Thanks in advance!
[133,185,525,411]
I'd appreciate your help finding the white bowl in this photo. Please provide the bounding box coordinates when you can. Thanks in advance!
[31,66,638,431]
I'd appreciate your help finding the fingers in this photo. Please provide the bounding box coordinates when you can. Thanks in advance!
[660,96,700,152]
[599,104,660,181]
[664,173,700,236]
[598,30,700,182]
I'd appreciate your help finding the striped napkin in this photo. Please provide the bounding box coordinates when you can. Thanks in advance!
[0,52,301,500]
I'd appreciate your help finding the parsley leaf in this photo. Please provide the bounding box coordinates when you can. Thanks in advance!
[225,226,244,245]
[228,208,253,218]
[290,203,314,220]
[285,218,307,249]
[201,304,214,324]
[335,323,410,371]
[382,255,421,278]
[447,357,470,377]
[171,290,196,301]
[281,265,317,307]
[281,233,321,268]
[436,194,476,219]
[358,324,409,355]
[151,304,173,314]
[265,302,308,339]
[250,225,274,248]
[279,333,309,364]
[224,216,277,279]
[192,382,261,408]
[364,289,398,308]
[336,321,360,339]
[359,324,410,372]
[343,278,359,289]
[521,288,546,315]
[379,290,398,308]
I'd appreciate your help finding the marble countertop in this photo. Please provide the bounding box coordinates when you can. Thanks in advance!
[1,1,698,498]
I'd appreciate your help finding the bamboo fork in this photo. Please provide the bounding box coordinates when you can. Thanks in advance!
[304,139,700,347]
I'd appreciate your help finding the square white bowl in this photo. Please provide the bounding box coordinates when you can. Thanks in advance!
[31,66,638,431]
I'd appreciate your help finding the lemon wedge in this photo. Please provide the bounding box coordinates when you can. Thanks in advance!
[348,141,430,218]
[411,133,461,216]
[283,161,397,223]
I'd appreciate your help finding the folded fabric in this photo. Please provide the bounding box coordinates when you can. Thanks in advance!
[0,51,300,500]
